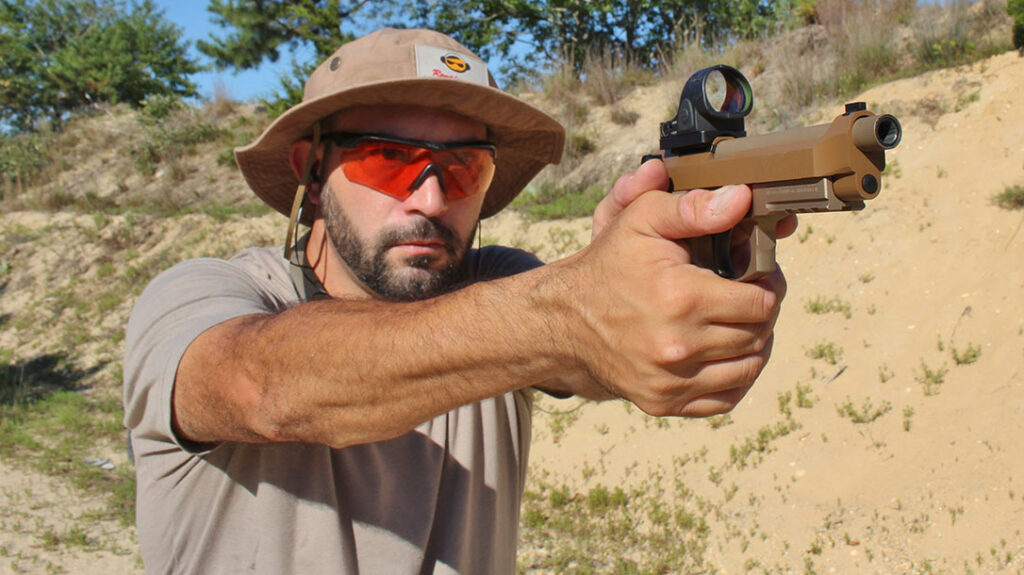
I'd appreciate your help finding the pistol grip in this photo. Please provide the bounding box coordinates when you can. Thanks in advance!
[735,216,782,282]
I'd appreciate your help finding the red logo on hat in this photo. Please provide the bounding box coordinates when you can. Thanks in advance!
[440,54,470,74]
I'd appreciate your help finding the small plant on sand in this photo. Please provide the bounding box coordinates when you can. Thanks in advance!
[728,418,801,469]
[903,406,915,432]
[804,295,852,319]
[795,383,817,408]
[993,185,1024,210]
[836,396,892,424]
[806,341,844,365]
[951,342,982,366]
[916,361,949,396]
[878,363,895,383]
[707,413,733,429]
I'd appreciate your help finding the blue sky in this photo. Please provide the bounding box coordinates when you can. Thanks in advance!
[154,0,306,102]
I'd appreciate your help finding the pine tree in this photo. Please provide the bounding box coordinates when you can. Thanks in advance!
[0,0,200,132]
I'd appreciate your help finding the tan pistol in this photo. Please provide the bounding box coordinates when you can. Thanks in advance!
[650,64,902,281]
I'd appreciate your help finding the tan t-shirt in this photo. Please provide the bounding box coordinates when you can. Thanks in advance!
[123,244,542,575]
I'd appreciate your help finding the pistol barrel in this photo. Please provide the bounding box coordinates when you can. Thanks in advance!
[852,114,902,152]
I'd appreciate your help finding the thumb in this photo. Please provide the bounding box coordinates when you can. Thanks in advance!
[628,184,752,241]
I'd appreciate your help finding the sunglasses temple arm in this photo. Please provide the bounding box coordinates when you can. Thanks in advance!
[285,122,323,261]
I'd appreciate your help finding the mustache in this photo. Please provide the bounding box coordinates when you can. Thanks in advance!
[379,217,461,253]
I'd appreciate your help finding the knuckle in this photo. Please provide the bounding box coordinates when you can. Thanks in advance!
[651,335,694,367]
[748,329,773,356]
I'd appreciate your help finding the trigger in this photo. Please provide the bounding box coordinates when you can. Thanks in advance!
[711,230,736,279]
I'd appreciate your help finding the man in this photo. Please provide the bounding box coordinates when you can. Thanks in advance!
[124,28,792,574]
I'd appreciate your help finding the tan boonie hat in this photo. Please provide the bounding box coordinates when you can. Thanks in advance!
[235,27,565,225]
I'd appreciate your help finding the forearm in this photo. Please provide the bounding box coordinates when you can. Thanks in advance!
[174,261,583,448]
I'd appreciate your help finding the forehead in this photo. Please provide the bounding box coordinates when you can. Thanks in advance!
[322,105,488,142]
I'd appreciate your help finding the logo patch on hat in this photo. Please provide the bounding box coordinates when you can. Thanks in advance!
[440,54,470,73]
[414,44,488,86]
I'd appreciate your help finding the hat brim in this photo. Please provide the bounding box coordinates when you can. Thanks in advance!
[235,78,564,225]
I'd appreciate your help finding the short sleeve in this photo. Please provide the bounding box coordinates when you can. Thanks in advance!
[122,256,291,454]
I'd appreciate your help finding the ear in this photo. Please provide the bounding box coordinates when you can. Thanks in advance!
[289,139,324,204]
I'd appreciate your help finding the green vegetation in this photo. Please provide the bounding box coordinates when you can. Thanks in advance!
[0,0,199,131]
[993,184,1024,210]
[519,475,713,573]
[1011,0,1024,52]
[878,363,895,383]
[951,342,982,366]
[0,352,134,526]
[806,341,844,366]
[804,295,853,319]
[836,396,892,424]
[916,361,949,396]
[728,418,801,470]
[511,180,606,221]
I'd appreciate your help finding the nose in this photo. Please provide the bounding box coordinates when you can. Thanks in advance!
[403,164,448,217]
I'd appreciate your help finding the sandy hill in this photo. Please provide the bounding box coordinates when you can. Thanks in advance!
[0,48,1021,574]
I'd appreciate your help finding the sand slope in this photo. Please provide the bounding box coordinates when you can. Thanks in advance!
[523,51,1024,573]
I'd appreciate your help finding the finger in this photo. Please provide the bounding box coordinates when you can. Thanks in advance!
[777,214,799,239]
[678,385,754,418]
[631,340,773,418]
[592,159,670,239]
[626,184,752,242]
[676,267,783,326]
[679,318,775,364]
[676,337,774,417]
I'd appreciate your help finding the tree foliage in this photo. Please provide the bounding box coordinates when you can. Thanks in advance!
[411,0,788,77]
[197,0,367,70]
[0,0,199,132]
[201,0,797,110]
[1009,0,1024,52]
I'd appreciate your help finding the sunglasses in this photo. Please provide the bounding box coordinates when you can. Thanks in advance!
[321,133,497,202]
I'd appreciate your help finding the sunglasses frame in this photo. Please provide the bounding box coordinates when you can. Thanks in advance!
[321,132,497,158]
[319,132,498,202]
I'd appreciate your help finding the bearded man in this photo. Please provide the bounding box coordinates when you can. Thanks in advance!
[123,27,792,575]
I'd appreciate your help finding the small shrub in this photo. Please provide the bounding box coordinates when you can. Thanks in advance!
[795,383,816,408]
[806,341,844,365]
[610,106,640,126]
[836,396,893,424]
[140,94,183,123]
[916,361,949,396]
[951,342,982,366]
[878,363,895,383]
[804,295,852,319]
[0,131,54,198]
[993,185,1024,210]
[511,181,605,221]
[1008,0,1024,51]
[566,131,596,159]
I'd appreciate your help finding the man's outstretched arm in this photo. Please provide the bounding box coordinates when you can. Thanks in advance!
[172,182,787,449]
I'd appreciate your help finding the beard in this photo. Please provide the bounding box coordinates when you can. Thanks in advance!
[320,185,473,301]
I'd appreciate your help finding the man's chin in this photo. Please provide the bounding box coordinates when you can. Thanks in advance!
[366,255,464,301]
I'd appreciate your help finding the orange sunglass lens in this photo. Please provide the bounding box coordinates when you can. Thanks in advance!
[340,141,494,201]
